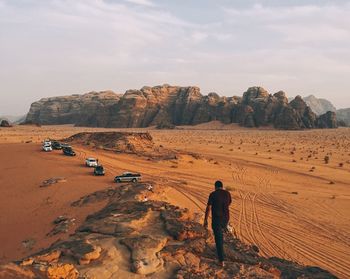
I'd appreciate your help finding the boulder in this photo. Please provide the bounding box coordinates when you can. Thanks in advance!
[46,263,78,279]
[120,235,167,275]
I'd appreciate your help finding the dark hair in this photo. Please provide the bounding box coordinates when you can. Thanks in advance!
[215,180,223,189]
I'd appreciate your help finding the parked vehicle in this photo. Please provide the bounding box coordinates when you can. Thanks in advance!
[60,143,71,149]
[51,141,62,150]
[114,172,141,183]
[43,139,51,145]
[42,143,52,152]
[63,147,76,156]
[94,165,105,176]
[85,158,98,167]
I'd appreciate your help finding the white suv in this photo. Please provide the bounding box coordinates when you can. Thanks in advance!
[85,158,98,167]
[42,143,52,152]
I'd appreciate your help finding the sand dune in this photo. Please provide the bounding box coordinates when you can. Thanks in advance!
[0,124,349,278]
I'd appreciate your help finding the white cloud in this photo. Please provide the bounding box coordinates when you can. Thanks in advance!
[0,1,350,113]
[124,0,155,7]
[191,31,209,42]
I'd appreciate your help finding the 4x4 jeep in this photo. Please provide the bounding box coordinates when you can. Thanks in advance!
[63,147,76,156]
[114,172,141,183]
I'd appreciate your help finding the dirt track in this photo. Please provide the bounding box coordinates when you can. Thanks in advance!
[0,125,349,278]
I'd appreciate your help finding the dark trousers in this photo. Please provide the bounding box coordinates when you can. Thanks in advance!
[212,219,225,262]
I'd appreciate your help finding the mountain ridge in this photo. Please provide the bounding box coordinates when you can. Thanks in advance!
[25,85,338,130]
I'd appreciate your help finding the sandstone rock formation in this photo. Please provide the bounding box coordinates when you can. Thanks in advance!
[0,182,336,279]
[25,91,121,126]
[336,108,350,126]
[25,85,338,130]
[316,111,338,129]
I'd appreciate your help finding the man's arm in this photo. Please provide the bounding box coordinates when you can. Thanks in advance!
[203,204,211,229]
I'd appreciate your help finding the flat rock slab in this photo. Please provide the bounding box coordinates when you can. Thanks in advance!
[40,177,66,187]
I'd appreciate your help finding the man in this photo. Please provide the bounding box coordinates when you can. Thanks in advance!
[203,180,232,267]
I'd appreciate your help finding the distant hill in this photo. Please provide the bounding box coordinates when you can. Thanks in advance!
[288,95,336,115]
[288,95,349,126]
[25,85,338,130]
[302,95,336,115]
[0,114,26,124]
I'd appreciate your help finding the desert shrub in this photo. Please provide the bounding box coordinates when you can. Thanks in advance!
[324,155,330,164]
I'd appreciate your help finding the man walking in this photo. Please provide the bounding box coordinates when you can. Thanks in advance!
[203,180,232,267]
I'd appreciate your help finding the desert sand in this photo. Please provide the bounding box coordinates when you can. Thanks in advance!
[0,124,349,278]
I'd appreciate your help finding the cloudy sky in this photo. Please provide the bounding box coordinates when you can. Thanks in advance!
[1,0,350,115]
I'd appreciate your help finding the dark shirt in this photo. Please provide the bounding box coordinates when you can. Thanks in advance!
[208,189,232,225]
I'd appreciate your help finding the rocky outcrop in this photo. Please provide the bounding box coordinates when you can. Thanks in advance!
[0,115,26,124]
[0,182,336,279]
[25,85,338,130]
[0,119,12,127]
[336,108,350,126]
[317,111,338,129]
[25,91,121,126]
[63,131,177,160]
[303,95,336,115]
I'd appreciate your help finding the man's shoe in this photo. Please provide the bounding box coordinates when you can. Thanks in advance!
[218,261,225,267]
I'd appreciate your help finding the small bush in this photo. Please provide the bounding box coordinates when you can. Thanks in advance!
[324,156,330,164]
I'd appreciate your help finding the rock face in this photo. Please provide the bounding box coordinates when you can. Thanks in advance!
[317,111,338,129]
[0,119,12,127]
[25,85,338,130]
[336,108,350,126]
[25,91,121,126]
[0,182,336,279]
[303,95,336,115]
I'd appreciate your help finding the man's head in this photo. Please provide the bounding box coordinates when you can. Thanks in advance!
[215,180,223,189]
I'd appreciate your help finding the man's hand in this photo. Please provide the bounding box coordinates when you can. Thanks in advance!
[204,204,211,229]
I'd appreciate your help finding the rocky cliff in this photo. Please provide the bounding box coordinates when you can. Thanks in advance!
[25,85,338,130]
[336,108,350,126]
[25,91,121,127]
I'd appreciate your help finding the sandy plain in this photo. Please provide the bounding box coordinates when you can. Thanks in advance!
[0,124,349,278]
